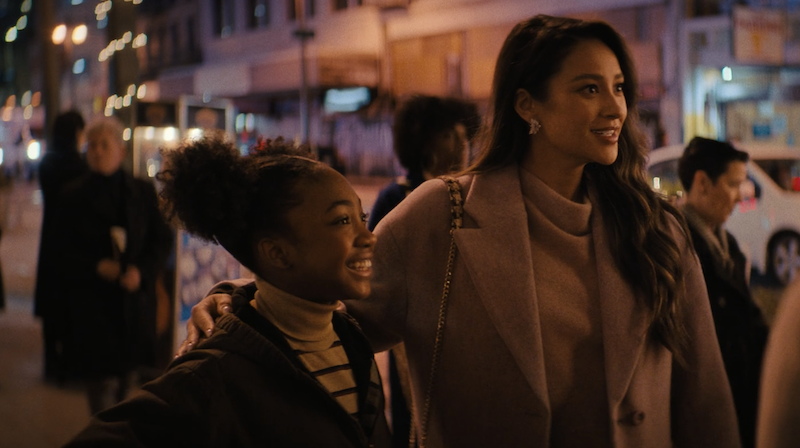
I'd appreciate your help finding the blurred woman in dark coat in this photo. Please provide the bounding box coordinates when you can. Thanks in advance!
[56,117,173,414]
[34,110,87,382]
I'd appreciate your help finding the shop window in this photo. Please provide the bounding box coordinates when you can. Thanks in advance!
[213,0,235,37]
[288,0,315,20]
[170,24,180,65]
[248,0,271,28]
[186,17,200,62]
[157,27,167,66]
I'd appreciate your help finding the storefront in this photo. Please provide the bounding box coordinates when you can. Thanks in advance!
[682,6,800,146]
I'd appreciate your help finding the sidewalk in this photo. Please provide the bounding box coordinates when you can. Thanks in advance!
[0,179,90,447]
[0,295,91,448]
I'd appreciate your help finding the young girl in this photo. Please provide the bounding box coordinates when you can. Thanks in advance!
[185,15,740,448]
[65,136,389,448]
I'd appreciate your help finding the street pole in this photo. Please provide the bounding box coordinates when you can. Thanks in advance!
[40,0,61,149]
[293,0,314,145]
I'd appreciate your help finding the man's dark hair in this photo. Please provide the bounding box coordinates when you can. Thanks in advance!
[392,95,478,173]
[678,137,749,192]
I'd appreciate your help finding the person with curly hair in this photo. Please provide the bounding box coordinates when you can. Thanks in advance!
[368,95,478,230]
[65,136,389,448]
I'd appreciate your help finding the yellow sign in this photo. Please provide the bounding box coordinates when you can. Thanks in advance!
[733,7,786,64]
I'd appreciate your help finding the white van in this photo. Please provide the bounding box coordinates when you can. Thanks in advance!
[646,142,800,285]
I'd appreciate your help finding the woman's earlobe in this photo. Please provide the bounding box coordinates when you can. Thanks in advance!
[514,88,535,123]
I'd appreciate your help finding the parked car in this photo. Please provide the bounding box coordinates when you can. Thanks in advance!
[646,142,800,285]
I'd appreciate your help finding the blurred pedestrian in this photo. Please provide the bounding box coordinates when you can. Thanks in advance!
[677,137,769,448]
[34,110,87,382]
[757,279,800,448]
[65,136,389,447]
[183,15,739,447]
[367,94,478,447]
[55,117,172,414]
[368,95,477,230]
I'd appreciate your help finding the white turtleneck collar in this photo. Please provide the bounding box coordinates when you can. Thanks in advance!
[252,277,340,352]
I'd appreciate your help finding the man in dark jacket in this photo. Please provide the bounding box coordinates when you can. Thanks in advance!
[55,117,172,415]
[678,136,769,448]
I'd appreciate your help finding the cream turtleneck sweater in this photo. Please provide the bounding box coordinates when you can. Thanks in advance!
[520,167,610,447]
[252,277,359,415]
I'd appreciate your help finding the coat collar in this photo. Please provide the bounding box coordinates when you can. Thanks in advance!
[452,164,651,415]
[453,164,549,414]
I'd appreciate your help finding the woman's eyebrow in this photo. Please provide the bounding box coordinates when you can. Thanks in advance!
[569,72,624,83]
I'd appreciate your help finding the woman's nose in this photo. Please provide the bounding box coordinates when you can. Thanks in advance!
[603,91,626,119]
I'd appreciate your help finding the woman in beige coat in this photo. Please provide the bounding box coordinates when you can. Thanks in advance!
[183,14,740,448]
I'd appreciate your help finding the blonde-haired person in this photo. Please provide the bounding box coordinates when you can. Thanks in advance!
[184,15,740,447]
[55,116,173,415]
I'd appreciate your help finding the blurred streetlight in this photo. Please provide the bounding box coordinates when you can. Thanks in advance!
[72,24,88,45]
[52,23,87,46]
[51,23,87,108]
[26,140,40,160]
[51,24,67,44]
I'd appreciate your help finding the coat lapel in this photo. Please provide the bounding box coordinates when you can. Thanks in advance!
[453,165,549,413]
[589,189,651,407]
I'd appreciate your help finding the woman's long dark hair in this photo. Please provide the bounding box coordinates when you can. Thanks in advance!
[470,15,690,363]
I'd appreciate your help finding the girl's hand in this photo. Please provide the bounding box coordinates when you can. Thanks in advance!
[175,293,233,357]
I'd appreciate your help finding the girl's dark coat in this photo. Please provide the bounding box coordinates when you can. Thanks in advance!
[65,285,389,448]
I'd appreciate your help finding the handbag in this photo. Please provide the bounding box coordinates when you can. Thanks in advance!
[409,176,463,448]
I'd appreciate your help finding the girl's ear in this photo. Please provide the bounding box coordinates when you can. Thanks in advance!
[257,238,291,270]
[514,88,535,123]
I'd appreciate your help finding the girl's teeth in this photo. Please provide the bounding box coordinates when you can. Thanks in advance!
[348,260,372,270]
[593,130,614,136]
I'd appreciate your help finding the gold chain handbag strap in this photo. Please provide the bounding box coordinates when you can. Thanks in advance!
[411,176,463,448]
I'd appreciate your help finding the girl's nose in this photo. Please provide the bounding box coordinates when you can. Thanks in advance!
[357,224,377,248]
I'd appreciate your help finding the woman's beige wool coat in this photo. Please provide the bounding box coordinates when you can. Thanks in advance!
[346,164,741,448]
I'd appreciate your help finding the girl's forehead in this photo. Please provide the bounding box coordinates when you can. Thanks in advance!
[299,169,358,202]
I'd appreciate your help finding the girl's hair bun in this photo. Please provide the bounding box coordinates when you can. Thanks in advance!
[158,134,250,243]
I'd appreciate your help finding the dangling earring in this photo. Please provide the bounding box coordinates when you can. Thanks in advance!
[529,118,541,135]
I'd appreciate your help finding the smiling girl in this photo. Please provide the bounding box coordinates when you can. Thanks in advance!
[64,136,389,448]
[184,15,740,447]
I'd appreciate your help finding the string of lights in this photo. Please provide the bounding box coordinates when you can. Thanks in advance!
[93,0,147,117]
[4,0,32,43]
